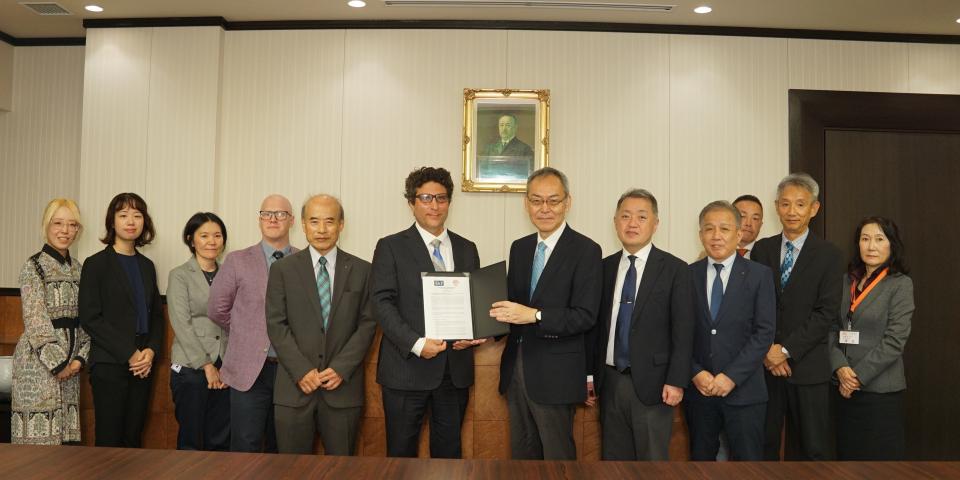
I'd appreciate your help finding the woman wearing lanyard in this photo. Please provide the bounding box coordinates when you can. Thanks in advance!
[79,193,164,447]
[828,216,914,460]
[168,212,230,450]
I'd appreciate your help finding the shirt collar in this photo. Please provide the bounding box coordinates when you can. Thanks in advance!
[309,245,338,269]
[414,221,450,249]
[261,240,292,259]
[621,242,653,264]
[708,252,737,271]
[781,228,810,251]
[741,240,756,252]
[42,243,71,265]
[537,222,567,250]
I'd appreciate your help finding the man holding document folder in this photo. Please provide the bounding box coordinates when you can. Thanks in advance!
[371,167,484,458]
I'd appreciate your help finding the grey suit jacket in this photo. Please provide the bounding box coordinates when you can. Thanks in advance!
[168,257,227,369]
[266,247,376,409]
[828,272,914,393]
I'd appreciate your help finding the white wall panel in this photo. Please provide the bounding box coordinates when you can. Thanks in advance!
[218,30,345,255]
[505,30,671,258]
[340,29,507,264]
[0,46,84,287]
[669,35,790,262]
[907,44,960,95]
[788,39,910,92]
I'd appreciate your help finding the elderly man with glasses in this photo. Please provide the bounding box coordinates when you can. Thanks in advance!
[209,194,299,453]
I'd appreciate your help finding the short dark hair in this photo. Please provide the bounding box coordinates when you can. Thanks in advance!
[101,193,155,247]
[733,194,763,212]
[698,200,742,227]
[527,167,569,196]
[182,212,227,255]
[616,188,659,215]
[404,167,454,204]
[848,216,909,279]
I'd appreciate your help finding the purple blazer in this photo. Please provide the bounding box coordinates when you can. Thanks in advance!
[208,242,298,391]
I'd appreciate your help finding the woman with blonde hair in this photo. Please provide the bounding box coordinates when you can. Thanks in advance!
[11,198,90,444]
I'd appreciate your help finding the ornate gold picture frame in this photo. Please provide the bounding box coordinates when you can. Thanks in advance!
[462,88,550,192]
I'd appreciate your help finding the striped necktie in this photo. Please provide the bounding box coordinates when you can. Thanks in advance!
[316,257,331,329]
[430,239,446,272]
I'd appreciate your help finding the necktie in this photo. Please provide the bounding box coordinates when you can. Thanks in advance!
[316,257,331,329]
[271,250,284,263]
[780,241,795,287]
[529,241,547,301]
[430,239,446,272]
[613,255,638,372]
[737,248,748,257]
[710,263,724,322]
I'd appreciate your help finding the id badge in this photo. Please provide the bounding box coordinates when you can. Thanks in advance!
[839,330,860,345]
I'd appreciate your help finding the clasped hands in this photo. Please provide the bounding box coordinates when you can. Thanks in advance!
[835,366,861,399]
[763,343,792,377]
[298,367,343,394]
[54,359,83,382]
[692,371,736,397]
[128,348,154,378]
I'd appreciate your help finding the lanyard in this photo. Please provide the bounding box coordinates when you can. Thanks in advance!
[848,268,888,326]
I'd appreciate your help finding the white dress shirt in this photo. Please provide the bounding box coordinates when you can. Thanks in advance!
[706,253,737,312]
[309,245,337,295]
[740,240,757,259]
[779,228,810,267]
[412,222,455,356]
[605,243,653,367]
[537,221,567,266]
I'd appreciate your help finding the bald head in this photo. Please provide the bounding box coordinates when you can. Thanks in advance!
[301,194,345,255]
[301,194,344,222]
[258,194,295,244]
[261,194,293,214]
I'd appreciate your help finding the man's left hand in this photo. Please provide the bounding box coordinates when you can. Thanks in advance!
[708,373,736,397]
[490,301,537,324]
[662,384,684,406]
[452,338,488,350]
[317,368,343,391]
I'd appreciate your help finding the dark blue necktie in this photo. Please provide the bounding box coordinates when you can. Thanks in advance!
[710,263,724,322]
[613,255,637,372]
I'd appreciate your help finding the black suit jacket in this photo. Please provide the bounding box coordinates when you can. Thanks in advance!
[689,255,776,405]
[497,225,602,405]
[586,245,694,406]
[372,224,480,390]
[751,233,844,384]
[266,248,376,409]
[79,246,164,366]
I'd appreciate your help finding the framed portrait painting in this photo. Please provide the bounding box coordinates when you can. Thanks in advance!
[462,88,549,192]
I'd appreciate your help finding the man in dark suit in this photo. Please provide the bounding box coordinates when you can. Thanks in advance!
[686,200,776,461]
[751,173,844,460]
[372,167,484,458]
[266,195,377,455]
[491,167,602,460]
[584,188,693,460]
[482,114,534,158]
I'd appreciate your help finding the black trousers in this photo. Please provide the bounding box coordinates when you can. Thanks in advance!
[835,389,904,460]
[685,389,765,461]
[506,347,576,460]
[89,362,153,447]
[275,396,362,455]
[170,359,230,451]
[229,361,277,453]
[381,373,469,458]
[763,374,833,460]
[599,366,673,461]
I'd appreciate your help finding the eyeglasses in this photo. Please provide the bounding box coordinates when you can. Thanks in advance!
[526,195,567,208]
[259,211,292,221]
[50,220,81,232]
[415,194,450,204]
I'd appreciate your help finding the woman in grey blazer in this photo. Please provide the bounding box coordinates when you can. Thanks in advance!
[168,212,230,450]
[829,216,914,460]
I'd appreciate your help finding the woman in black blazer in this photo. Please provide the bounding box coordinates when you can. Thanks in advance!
[79,193,164,448]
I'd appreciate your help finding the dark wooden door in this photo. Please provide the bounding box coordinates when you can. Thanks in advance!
[791,90,960,460]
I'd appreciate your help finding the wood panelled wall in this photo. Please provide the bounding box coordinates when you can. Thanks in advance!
[0,295,690,458]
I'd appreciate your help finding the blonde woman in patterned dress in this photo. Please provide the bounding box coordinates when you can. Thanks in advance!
[11,198,90,444]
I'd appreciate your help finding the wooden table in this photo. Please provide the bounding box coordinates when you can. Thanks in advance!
[2,444,959,479]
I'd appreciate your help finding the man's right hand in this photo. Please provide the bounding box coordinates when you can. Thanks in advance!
[298,369,323,395]
[692,370,715,396]
[421,338,448,359]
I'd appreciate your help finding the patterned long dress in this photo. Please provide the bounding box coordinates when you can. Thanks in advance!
[11,245,90,444]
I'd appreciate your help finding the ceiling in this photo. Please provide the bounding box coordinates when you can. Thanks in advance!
[2,0,960,39]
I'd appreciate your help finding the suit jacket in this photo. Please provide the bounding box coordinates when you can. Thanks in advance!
[498,226,602,405]
[79,246,164,366]
[208,242,299,392]
[752,233,844,385]
[689,255,776,406]
[482,137,534,157]
[586,245,694,406]
[828,273,914,393]
[372,224,480,391]
[167,257,228,369]
[266,248,376,408]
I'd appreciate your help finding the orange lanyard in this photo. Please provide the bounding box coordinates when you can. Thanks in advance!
[849,268,888,314]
